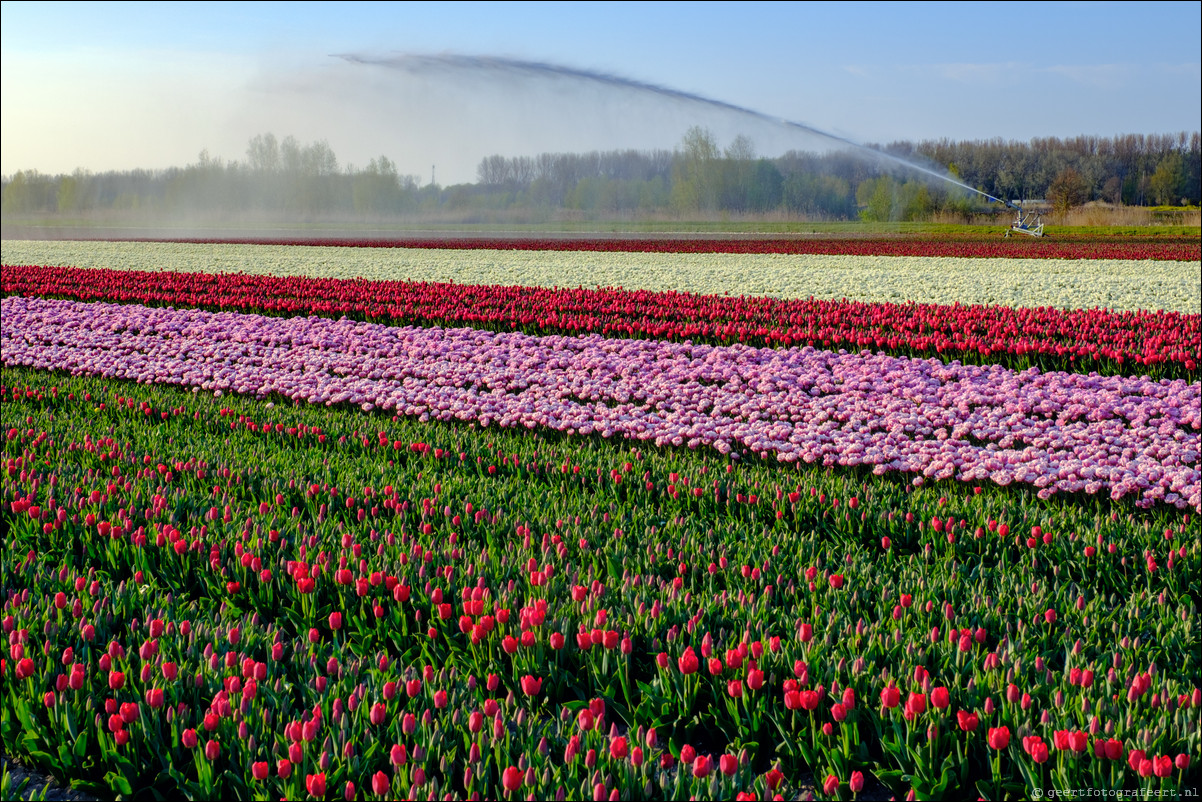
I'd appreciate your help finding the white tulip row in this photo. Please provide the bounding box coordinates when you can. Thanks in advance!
[2,240,1198,314]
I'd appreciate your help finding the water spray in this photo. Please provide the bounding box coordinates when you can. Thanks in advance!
[338,52,1044,235]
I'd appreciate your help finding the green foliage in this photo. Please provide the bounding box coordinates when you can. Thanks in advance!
[671,126,722,213]
[2,171,56,214]
[1,366,1198,800]
[4,130,1199,222]
[857,177,934,222]
[1149,153,1186,206]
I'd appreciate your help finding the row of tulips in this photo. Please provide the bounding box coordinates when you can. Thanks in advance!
[4,240,1198,315]
[4,264,1197,378]
[2,368,1198,800]
[3,295,1198,511]
[115,236,1202,262]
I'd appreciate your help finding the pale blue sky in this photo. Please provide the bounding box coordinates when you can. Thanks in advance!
[3,1,1199,183]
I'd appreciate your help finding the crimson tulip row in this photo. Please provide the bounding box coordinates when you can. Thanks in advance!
[4,264,1197,379]
[102,235,1202,261]
[2,370,1197,800]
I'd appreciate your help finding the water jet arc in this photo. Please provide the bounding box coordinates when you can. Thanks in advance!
[336,52,1014,208]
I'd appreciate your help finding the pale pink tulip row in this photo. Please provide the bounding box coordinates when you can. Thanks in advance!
[3,296,1198,510]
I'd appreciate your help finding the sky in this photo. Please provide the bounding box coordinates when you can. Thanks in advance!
[2,0,1200,184]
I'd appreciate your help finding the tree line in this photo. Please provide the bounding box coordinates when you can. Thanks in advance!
[3,129,1198,221]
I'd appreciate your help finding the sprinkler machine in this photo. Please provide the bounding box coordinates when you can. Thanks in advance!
[1002,200,1045,237]
[977,190,1045,237]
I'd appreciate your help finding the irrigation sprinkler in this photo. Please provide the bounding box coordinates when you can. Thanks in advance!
[974,189,1046,237]
[1002,201,1045,237]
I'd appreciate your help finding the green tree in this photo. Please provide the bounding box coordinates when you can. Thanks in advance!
[783,173,853,218]
[1,171,32,213]
[857,176,894,221]
[670,126,720,212]
[1148,152,1185,206]
[353,156,406,215]
[1,170,55,213]
[56,175,78,213]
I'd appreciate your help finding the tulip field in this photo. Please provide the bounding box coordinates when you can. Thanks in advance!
[2,239,1199,313]
[1,236,1199,801]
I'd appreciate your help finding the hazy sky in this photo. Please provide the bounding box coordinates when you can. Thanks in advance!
[3,0,1199,184]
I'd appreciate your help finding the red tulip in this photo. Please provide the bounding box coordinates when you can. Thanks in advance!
[988,726,1010,750]
[1104,739,1124,761]
[205,739,220,761]
[610,736,628,760]
[371,771,390,795]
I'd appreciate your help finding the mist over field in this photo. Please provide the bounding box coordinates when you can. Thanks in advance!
[2,4,1199,230]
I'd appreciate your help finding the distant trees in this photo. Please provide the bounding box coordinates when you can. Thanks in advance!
[856,176,934,222]
[1047,168,1089,214]
[353,157,419,215]
[670,126,721,213]
[1148,152,1186,206]
[3,130,1198,221]
[1,170,56,214]
[914,132,1200,207]
[246,133,281,173]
